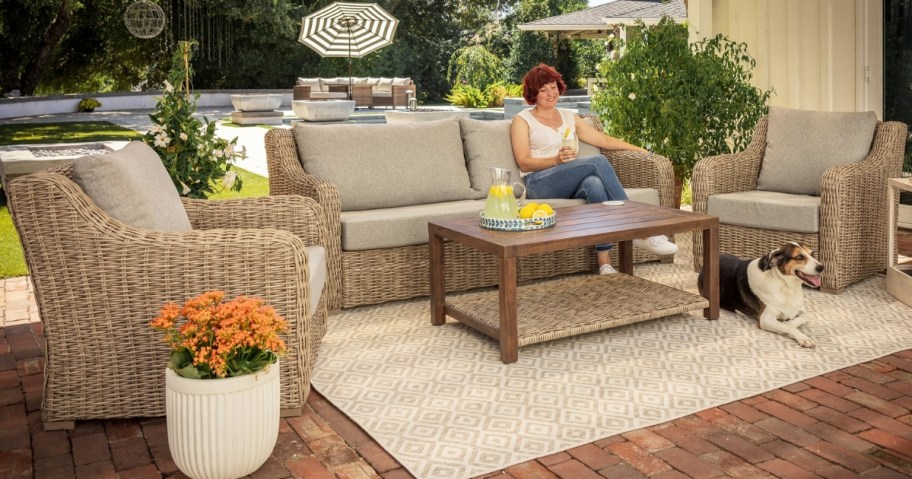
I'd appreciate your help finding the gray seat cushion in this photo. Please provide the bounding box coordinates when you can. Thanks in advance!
[757,107,877,195]
[340,190,659,251]
[295,118,476,211]
[71,141,191,232]
[707,190,821,234]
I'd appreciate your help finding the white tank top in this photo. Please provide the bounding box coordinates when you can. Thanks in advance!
[516,107,577,160]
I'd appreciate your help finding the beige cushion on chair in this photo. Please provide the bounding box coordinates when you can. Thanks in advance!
[756,106,877,195]
[294,117,475,211]
[708,190,821,234]
[459,118,519,197]
[72,141,192,232]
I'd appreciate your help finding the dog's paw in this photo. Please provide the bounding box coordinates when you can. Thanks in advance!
[794,333,815,348]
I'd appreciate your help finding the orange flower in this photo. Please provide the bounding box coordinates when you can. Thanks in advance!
[149,291,288,379]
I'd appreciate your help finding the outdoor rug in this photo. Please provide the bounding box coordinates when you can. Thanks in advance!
[311,237,912,479]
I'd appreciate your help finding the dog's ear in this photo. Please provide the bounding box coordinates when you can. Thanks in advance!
[759,248,785,271]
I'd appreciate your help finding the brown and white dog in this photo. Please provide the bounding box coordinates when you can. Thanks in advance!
[698,242,824,348]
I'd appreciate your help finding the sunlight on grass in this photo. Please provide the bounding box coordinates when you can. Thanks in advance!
[0,122,142,145]
[0,167,268,279]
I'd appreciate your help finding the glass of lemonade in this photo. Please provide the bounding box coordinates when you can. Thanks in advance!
[561,129,579,159]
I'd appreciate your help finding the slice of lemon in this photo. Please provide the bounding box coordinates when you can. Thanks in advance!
[531,210,550,219]
[536,204,554,215]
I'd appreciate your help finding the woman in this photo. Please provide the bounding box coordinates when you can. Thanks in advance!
[510,63,677,275]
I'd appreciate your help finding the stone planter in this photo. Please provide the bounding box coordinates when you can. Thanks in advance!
[384,109,472,124]
[292,100,355,122]
[230,94,283,112]
[165,361,280,479]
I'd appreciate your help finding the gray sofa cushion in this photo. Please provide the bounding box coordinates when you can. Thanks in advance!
[707,190,821,234]
[340,190,659,251]
[459,118,520,198]
[295,118,476,211]
[72,141,192,232]
[757,107,877,195]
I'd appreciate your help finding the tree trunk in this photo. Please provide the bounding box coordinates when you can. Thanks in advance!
[19,0,73,96]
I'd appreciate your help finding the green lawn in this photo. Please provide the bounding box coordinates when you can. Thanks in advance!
[0,121,143,145]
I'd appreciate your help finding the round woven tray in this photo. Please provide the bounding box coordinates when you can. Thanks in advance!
[479,212,555,231]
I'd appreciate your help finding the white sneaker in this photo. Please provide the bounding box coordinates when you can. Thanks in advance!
[633,235,678,255]
[599,264,618,275]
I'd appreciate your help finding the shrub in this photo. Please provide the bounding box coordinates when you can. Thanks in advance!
[484,82,523,107]
[77,98,101,112]
[445,84,490,108]
[447,45,504,91]
[591,17,772,182]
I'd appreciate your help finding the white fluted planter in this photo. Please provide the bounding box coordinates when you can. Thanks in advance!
[166,361,280,479]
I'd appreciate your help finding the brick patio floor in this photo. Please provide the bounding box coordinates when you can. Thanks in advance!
[3,230,912,479]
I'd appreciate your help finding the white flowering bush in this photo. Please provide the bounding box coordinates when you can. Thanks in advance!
[143,41,243,199]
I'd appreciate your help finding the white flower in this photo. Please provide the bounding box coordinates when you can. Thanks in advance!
[223,146,234,158]
[153,134,170,148]
[214,149,224,158]
[179,181,190,195]
[164,80,173,93]
[222,170,238,189]
[628,93,636,100]
[149,125,163,135]
[179,132,188,141]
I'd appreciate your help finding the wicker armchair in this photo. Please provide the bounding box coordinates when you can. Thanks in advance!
[692,116,908,293]
[7,165,328,429]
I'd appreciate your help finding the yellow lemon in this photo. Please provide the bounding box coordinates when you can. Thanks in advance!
[519,203,539,219]
[531,210,550,219]
[536,204,554,215]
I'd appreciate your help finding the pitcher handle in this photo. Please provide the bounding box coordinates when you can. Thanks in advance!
[512,181,527,207]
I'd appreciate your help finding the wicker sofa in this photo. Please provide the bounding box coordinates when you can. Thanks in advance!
[8,142,328,429]
[293,76,416,109]
[265,114,676,311]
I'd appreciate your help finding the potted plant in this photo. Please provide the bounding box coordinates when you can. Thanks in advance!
[77,97,101,112]
[144,40,244,199]
[150,290,287,479]
[591,16,772,206]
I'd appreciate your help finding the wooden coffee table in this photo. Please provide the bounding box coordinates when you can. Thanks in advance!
[428,201,719,363]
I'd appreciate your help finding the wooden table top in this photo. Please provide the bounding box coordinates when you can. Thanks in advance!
[428,201,718,258]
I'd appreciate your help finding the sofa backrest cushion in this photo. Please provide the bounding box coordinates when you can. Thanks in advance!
[297,78,322,92]
[459,118,521,196]
[72,141,192,232]
[295,117,476,211]
[756,106,877,195]
[392,77,412,86]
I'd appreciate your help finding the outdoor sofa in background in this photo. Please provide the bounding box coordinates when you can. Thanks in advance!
[265,114,676,311]
[293,76,416,109]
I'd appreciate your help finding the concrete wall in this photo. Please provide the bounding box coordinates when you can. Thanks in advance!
[688,0,882,117]
[0,90,294,120]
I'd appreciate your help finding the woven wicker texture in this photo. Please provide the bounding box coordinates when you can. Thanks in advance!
[7,165,327,427]
[265,118,676,310]
[446,274,708,347]
[692,117,908,292]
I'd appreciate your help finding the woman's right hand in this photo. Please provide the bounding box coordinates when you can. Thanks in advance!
[557,146,576,163]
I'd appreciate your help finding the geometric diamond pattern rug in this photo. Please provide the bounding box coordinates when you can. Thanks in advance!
[311,239,912,479]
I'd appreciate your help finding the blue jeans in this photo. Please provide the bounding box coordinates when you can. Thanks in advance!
[524,155,627,251]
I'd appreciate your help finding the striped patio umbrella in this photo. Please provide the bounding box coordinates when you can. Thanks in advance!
[298,2,399,96]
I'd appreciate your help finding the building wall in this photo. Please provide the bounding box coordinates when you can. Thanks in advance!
[687,0,883,118]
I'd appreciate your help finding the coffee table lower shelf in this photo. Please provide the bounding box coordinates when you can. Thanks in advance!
[445,274,709,348]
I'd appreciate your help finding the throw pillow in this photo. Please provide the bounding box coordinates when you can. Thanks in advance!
[459,118,522,195]
[294,117,476,211]
[72,141,192,232]
[377,78,393,92]
[756,106,878,195]
[392,77,411,86]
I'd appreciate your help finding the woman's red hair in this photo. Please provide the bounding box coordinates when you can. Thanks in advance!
[522,63,566,105]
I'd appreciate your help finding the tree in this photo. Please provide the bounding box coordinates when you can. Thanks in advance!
[506,0,588,86]
[447,45,504,90]
[591,17,772,185]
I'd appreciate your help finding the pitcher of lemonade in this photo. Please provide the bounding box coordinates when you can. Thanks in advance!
[483,167,526,219]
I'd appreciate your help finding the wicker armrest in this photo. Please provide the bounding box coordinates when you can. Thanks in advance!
[691,118,769,214]
[391,83,414,108]
[352,84,373,107]
[182,195,326,247]
[265,128,343,310]
[604,150,675,209]
[293,85,311,101]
